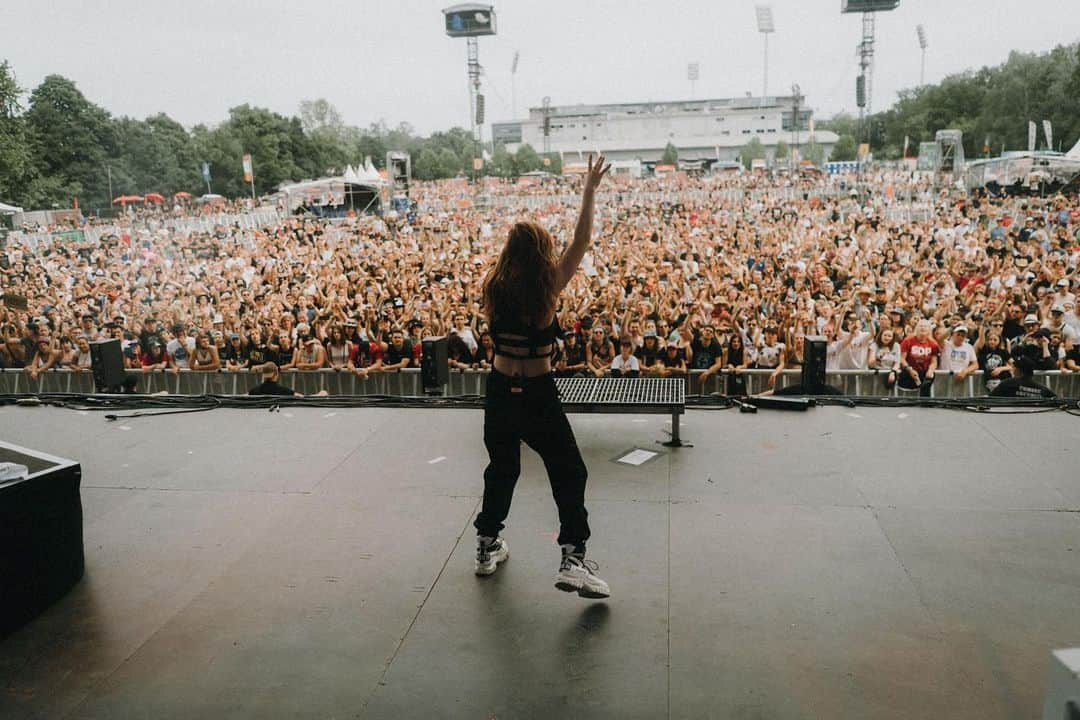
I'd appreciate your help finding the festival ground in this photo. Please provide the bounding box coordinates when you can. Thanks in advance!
[0,403,1077,719]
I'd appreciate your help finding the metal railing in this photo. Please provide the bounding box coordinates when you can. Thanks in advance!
[2,368,1076,399]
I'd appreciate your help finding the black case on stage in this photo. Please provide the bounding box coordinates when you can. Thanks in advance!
[0,441,84,637]
[89,338,125,389]
[421,336,449,390]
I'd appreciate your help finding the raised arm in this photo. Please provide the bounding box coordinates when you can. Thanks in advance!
[556,155,610,294]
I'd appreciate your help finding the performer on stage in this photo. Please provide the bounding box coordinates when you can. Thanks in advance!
[473,155,611,599]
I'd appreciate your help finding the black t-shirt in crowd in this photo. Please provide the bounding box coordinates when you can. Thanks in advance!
[384,339,413,366]
[635,343,662,368]
[989,377,1056,399]
[977,347,1010,385]
[690,337,724,370]
[248,342,269,366]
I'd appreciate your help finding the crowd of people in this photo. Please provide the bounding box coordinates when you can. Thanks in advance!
[2,168,1078,398]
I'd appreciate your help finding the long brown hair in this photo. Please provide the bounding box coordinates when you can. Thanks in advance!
[483,221,559,325]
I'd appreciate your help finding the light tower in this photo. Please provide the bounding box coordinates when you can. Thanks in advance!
[842,1,900,144]
[754,6,775,106]
[442,4,497,183]
[916,24,927,87]
[510,51,519,118]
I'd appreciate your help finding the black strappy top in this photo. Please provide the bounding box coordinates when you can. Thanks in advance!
[490,314,562,359]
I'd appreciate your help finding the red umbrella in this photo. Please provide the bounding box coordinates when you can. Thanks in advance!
[143,192,166,203]
[173,191,192,199]
[112,195,144,205]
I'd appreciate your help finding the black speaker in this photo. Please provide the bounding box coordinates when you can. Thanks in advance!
[802,336,828,393]
[421,336,449,391]
[89,339,125,390]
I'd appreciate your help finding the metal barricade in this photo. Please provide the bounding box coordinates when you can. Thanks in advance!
[1,368,1076,399]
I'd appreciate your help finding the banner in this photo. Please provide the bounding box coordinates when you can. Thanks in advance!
[242,154,253,183]
[1028,121,1037,152]
[902,135,909,158]
[202,162,211,183]
[1042,120,1053,151]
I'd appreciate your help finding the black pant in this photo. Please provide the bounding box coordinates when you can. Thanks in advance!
[475,370,590,550]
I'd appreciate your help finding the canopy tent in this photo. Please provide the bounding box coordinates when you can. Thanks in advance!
[0,201,23,215]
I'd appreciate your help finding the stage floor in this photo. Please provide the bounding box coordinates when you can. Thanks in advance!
[0,402,1077,719]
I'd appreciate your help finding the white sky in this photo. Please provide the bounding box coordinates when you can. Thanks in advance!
[2,0,1077,136]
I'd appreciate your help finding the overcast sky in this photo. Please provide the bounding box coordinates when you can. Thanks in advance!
[2,1,1077,137]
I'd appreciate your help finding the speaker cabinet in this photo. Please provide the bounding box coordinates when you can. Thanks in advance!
[89,339,125,390]
[801,336,828,393]
[421,336,449,390]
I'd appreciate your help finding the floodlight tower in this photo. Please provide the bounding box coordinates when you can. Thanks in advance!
[510,51,519,118]
[916,24,927,86]
[755,6,775,106]
[442,4,497,183]
[841,1,900,143]
[688,62,700,99]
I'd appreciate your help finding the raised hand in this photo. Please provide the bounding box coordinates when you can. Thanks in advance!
[584,154,611,194]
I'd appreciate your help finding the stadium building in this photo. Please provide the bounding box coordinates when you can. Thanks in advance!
[492,95,839,167]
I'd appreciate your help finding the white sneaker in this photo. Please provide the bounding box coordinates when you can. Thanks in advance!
[474,536,509,576]
[555,553,610,599]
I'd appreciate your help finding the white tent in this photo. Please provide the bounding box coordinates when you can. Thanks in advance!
[1067,138,1080,159]
[0,201,23,215]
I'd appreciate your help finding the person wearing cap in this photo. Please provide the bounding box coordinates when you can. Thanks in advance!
[1042,304,1077,350]
[989,346,1056,399]
[554,329,587,377]
[1011,314,1044,354]
[25,332,57,382]
[166,325,194,373]
[223,332,251,371]
[940,325,978,383]
[140,340,169,371]
[1052,277,1075,307]
[293,324,327,370]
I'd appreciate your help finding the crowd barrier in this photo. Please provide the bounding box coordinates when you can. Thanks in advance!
[3,368,1077,399]
[9,208,284,250]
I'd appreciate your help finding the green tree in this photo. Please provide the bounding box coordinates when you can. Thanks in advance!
[542,153,562,174]
[487,143,513,177]
[24,74,116,208]
[413,148,440,181]
[0,60,32,205]
[437,147,462,178]
[739,137,766,169]
[773,139,789,161]
[513,144,541,174]
[830,135,858,162]
[802,138,825,166]
[660,142,678,165]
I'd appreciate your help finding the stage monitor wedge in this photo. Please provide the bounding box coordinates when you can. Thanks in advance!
[841,0,900,12]
[443,4,497,37]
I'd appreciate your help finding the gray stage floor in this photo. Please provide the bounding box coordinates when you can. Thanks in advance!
[0,402,1077,720]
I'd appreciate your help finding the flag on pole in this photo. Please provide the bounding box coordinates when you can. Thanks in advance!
[202,163,211,183]
[1028,121,1037,152]
[242,154,253,183]
[1042,120,1053,151]
[902,136,910,158]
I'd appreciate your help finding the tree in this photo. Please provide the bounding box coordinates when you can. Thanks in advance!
[543,153,562,174]
[830,135,858,162]
[487,143,513,177]
[0,61,32,204]
[773,140,789,161]
[413,148,440,181]
[739,137,766,169]
[513,144,541,174]
[660,142,678,165]
[802,139,825,166]
[24,74,116,208]
[437,147,462,178]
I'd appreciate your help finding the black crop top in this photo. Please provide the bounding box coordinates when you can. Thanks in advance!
[490,314,562,359]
